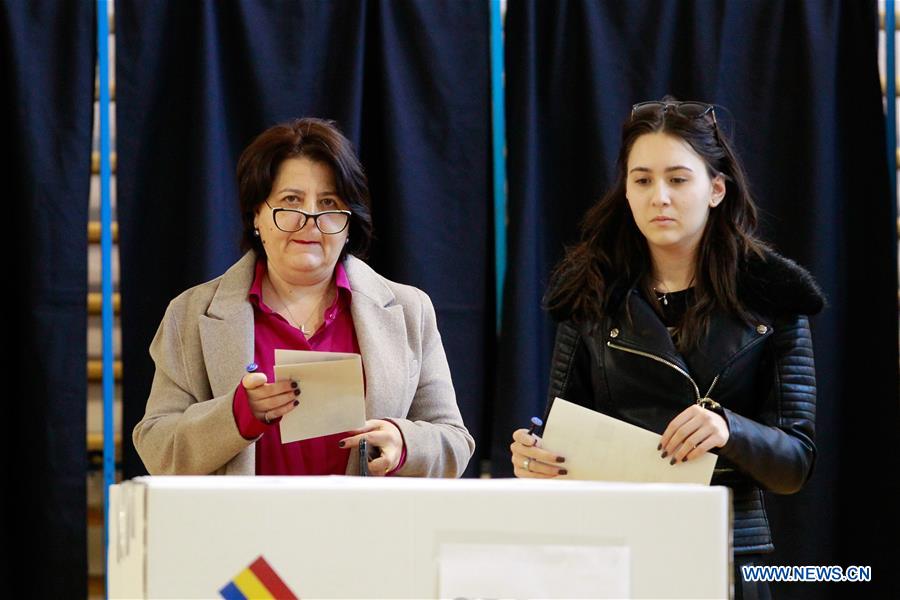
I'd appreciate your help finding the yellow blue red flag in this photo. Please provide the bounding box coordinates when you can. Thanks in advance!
[219,555,298,600]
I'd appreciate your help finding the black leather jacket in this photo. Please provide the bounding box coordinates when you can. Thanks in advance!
[545,251,824,554]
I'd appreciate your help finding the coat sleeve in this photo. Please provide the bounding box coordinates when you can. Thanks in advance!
[716,314,817,494]
[544,321,597,422]
[132,300,254,475]
[389,289,475,478]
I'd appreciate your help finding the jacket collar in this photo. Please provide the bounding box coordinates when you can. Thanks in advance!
[343,254,396,308]
[198,252,257,399]
[207,251,258,319]
[205,251,396,317]
[611,286,773,394]
[739,247,825,316]
[343,256,410,418]
[550,247,825,324]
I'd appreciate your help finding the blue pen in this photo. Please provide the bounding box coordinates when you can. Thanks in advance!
[246,362,258,373]
[527,416,543,441]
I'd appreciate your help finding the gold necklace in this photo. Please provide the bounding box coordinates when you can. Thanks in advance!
[267,276,331,336]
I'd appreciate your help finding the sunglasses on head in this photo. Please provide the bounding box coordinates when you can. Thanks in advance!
[631,101,718,126]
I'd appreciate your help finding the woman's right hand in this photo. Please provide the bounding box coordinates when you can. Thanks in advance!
[510,428,567,478]
[241,372,301,424]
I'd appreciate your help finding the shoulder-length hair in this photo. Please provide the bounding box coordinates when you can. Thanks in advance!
[236,117,373,260]
[544,100,769,351]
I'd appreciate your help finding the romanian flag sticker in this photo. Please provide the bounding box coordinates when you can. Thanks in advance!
[219,555,299,600]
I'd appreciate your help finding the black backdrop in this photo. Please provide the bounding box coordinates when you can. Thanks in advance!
[116,0,493,479]
[493,1,899,598]
[1,0,94,597]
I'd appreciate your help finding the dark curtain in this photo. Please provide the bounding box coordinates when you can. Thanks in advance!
[117,0,492,478]
[495,1,899,598]
[0,1,94,597]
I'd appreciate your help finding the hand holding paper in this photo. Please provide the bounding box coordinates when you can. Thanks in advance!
[273,349,366,444]
[541,398,717,484]
[241,368,300,425]
[659,403,731,464]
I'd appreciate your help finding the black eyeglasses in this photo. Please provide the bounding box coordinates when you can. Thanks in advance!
[263,200,351,234]
[631,101,718,127]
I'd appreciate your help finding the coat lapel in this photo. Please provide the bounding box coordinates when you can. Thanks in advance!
[198,251,257,399]
[616,286,773,394]
[615,290,690,373]
[344,256,410,418]
[684,310,772,391]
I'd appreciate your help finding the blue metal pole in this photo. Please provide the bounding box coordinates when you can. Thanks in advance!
[96,0,114,594]
[490,0,508,335]
[887,0,897,207]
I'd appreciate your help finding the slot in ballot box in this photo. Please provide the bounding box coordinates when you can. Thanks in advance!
[109,476,731,599]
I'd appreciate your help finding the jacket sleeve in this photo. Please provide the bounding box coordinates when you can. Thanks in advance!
[132,300,254,475]
[716,314,817,494]
[544,321,597,421]
[389,289,475,478]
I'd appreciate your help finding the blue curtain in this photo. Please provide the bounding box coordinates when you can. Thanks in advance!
[116,0,493,478]
[494,1,898,598]
[1,1,94,596]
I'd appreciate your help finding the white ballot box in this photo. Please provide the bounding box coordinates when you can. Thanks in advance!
[109,476,731,599]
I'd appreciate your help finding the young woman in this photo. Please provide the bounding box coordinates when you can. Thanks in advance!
[510,100,823,599]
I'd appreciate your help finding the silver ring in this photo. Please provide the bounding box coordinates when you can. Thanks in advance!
[523,458,531,471]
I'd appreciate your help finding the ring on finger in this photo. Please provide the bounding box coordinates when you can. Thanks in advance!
[523,457,531,471]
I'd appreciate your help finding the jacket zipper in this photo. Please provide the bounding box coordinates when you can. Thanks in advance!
[606,339,756,475]
[606,341,720,404]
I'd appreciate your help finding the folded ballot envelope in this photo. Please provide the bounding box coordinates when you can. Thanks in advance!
[542,398,717,485]
[273,349,366,443]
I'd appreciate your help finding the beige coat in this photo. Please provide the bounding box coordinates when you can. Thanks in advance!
[133,251,474,477]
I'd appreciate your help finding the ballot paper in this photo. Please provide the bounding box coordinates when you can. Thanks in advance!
[273,349,366,444]
[542,398,717,484]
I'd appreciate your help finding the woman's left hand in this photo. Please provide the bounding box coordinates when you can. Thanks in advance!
[659,405,730,463]
[339,419,404,476]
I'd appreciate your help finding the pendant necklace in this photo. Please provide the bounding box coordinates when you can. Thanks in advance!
[267,276,330,336]
[653,283,670,306]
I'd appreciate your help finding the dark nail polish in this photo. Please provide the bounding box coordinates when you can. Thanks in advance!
[291,381,298,389]
[338,441,345,448]
[681,457,688,462]
[556,456,566,463]
[293,400,299,406]
[657,443,662,450]
[661,451,668,459]
[669,457,677,465]
[293,388,300,396]
[559,469,568,475]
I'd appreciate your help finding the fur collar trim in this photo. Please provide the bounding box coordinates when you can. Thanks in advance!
[545,248,826,322]
[739,249,825,316]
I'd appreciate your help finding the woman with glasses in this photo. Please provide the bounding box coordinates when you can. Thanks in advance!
[134,118,474,478]
[509,99,823,598]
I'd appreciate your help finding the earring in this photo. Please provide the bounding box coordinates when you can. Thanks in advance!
[344,236,350,245]
[253,228,260,237]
